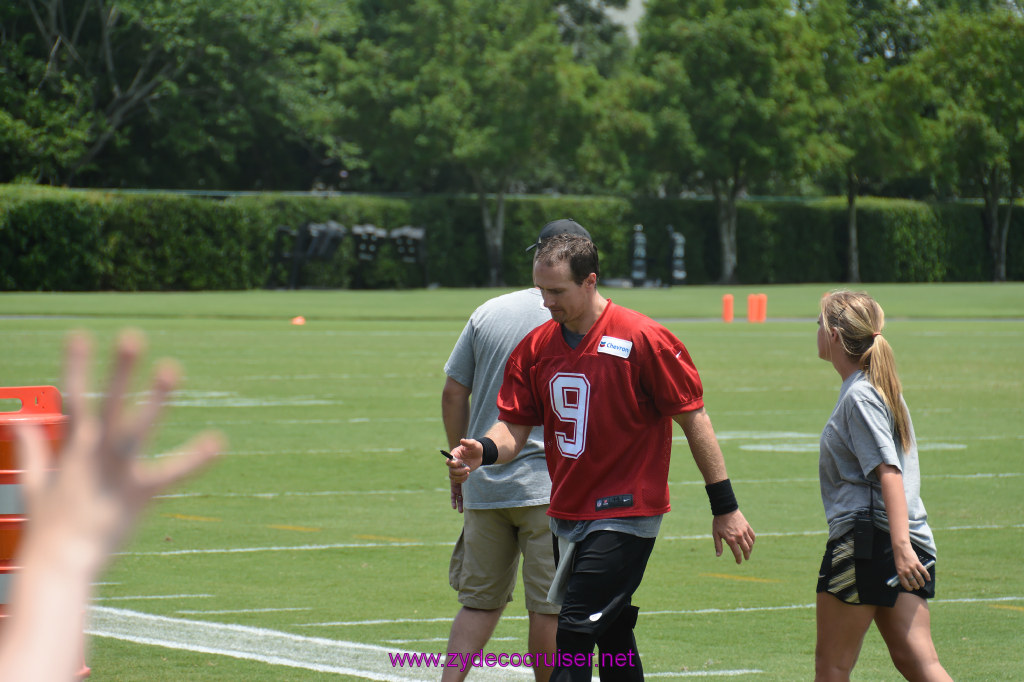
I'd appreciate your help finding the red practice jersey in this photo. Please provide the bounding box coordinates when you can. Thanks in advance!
[498,301,704,520]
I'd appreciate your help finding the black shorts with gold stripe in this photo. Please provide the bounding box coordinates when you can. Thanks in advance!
[816,526,936,607]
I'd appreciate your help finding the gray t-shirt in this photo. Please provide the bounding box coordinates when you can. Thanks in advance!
[819,370,936,556]
[444,288,551,509]
[550,515,662,543]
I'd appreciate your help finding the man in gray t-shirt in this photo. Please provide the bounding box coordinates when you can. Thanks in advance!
[440,219,592,682]
[445,288,551,510]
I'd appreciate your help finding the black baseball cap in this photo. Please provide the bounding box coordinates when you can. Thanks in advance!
[525,218,592,252]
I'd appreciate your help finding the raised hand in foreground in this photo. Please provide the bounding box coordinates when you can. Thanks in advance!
[0,330,224,681]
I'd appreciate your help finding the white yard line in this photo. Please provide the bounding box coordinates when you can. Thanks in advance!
[118,541,444,557]
[645,672,763,678]
[117,523,1024,558]
[156,471,1022,500]
[87,607,764,679]
[158,489,442,500]
[297,596,1024,628]
[662,523,1024,542]
[87,606,531,681]
[94,594,214,601]
[176,607,312,615]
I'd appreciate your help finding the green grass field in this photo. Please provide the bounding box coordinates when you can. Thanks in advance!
[1,282,1022,681]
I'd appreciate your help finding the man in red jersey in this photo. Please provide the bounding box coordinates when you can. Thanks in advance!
[448,229,755,682]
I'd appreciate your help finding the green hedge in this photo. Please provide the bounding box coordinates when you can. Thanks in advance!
[0,186,109,290]
[0,184,1020,290]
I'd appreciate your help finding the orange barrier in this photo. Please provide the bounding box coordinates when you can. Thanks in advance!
[756,293,767,323]
[0,386,89,679]
[722,294,734,323]
[746,293,767,323]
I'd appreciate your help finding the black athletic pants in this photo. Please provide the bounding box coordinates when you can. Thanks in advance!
[551,531,656,682]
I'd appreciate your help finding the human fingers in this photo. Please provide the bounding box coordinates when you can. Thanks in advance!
[713,514,754,564]
[731,523,755,562]
[136,431,224,500]
[62,332,93,426]
[450,483,464,513]
[12,424,49,505]
[902,559,932,590]
[732,531,753,563]
[900,570,921,590]
[445,457,465,471]
[100,330,145,450]
[456,438,484,470]
[447,458,470,473]
[448,460,469,484]
[726,534,745,564]
[126,359,180,458]
[446,446,473,474]
[721,527,754,564]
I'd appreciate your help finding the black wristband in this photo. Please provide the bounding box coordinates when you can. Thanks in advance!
[479,437,499,466]
[705,478,739,516]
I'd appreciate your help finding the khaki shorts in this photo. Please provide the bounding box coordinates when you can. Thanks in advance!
[449,505,559,614]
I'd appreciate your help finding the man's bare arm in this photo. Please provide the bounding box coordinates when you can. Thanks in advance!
[440,377,472,511]
[674,408,756,564]
[441,377,471,450]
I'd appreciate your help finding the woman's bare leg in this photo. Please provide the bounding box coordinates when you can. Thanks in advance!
[873,593,952,681]
[815,592,876,681]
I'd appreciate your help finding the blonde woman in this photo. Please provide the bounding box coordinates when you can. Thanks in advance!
[814,291,951,682]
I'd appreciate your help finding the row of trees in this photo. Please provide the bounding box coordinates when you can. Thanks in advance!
[2,0,1022,282]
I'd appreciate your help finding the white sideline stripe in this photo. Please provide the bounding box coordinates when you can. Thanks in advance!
[937,596,1024,604]
[676,431,1024,444]
[156,472,1023,500]
[942,523,1024,531]
[303,596,1024,628]
[671,472,1024,485]
[384,637,519,645]
[169,399,342,408]
[95,594,214,601]
[938,472,1024,479]
[190,418,438,427]
[86,606,529,681]
[157,489,442,500]
[645,672,763,678]
[301,616,457,627]
[644,604,813,616]
[177,607,312,615]
[737,442,968,453]
[118,542,443,557]
[663,528,823,540]
[118,523,1024,558]
[237,373,444,381]
[155,445,408,458]
[712,431,819,440]
[664,522,1024,542]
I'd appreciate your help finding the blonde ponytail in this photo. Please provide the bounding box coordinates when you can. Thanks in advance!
[820,291,913,451]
